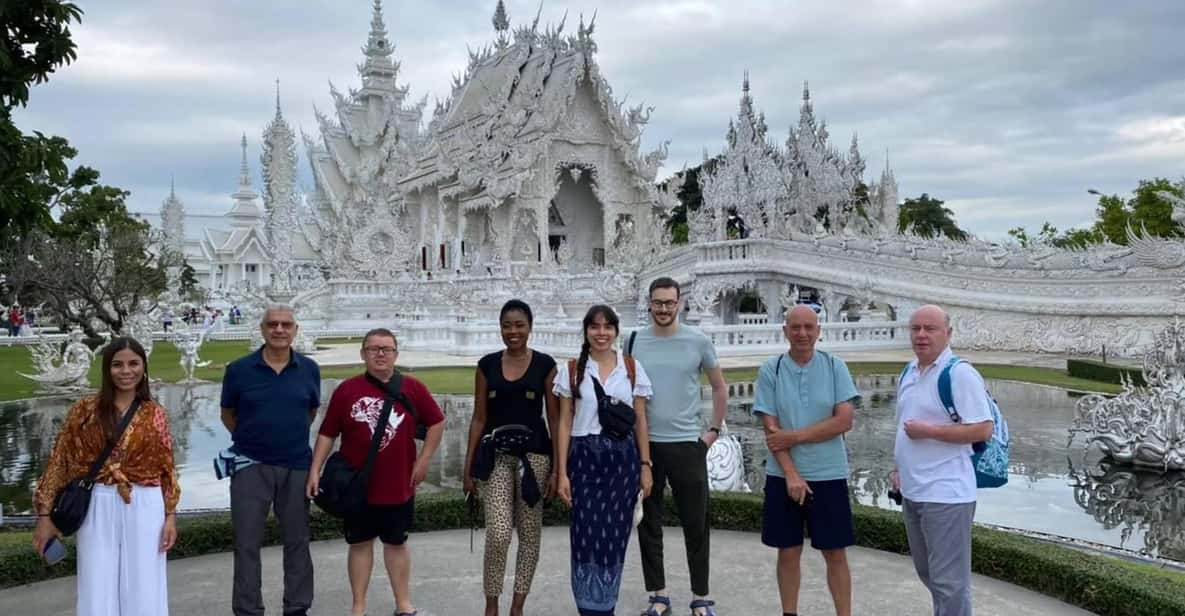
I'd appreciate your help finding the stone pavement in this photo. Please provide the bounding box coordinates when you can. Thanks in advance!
[310,343,1079,370]
[0,528,1092,615]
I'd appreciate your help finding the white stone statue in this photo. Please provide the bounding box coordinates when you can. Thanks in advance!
[173,327,211,383]
[1071,319,1185,471]
[18,329,94,393]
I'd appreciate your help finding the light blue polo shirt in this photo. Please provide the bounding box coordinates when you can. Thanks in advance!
[752,350,859,481]
[628,325,719,442]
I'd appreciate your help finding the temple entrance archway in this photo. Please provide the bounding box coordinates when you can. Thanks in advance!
[550,167,604,268]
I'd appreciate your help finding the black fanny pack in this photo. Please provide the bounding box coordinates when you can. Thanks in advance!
[470,424,543,506]
[592,378,635,440]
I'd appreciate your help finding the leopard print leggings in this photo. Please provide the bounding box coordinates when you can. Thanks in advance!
[482,451,551,597]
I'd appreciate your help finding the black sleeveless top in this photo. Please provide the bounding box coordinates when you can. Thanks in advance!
[478,350,556,456]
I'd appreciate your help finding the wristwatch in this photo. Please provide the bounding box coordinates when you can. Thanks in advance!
[708,426,721,434]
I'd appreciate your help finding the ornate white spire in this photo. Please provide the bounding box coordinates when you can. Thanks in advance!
[262,85,299,291]
[493,0,510,33]
[228,134,262,227]
[160,176,185,252]
[238,133,251,188]
[274,78,282,119]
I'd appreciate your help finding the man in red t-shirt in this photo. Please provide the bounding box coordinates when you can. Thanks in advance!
[307,328,445,616]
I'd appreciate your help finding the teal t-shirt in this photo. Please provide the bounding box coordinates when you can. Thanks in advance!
[752,351,859,481]
[628,325,719,443]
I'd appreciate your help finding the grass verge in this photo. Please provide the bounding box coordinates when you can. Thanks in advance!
[1,492,1181,614]
[0,340,1121,403]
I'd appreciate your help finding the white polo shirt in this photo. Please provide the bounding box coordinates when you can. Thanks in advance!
[554,350,653,437]
[894,346,993,504]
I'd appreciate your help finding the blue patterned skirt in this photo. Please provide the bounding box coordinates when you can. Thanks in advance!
[568,434,640,616]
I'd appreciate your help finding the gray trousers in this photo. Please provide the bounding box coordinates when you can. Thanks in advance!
[902,499,976,616]
[231,463,313,616]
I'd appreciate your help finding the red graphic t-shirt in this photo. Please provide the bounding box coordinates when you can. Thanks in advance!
[319,373,445,505]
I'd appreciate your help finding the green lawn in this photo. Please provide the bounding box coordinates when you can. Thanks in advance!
[0,341,1122,403]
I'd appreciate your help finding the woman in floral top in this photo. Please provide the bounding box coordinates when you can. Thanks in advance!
[32,336,179,616]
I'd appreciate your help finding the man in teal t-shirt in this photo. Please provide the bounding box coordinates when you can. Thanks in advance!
[627,277,728,616]
[753,304,859,616]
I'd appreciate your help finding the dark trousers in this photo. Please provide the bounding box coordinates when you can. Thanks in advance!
[230,463,314,616]
[638,440,711,596]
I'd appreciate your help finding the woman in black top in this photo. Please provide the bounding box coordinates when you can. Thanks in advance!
[464,299,559,616]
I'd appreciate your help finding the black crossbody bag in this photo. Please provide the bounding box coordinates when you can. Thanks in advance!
[52,399,143,536]
[315,375,402,518]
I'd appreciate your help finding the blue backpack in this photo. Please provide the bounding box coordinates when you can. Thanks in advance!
[899,356,1010,488]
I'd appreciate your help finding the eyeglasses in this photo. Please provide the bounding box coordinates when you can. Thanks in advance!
[650,300,678,310]
[265,320,295,329]
[364,346,397,356]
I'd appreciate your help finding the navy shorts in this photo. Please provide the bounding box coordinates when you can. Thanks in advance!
[343,498,414,545]
[761,476,855,550]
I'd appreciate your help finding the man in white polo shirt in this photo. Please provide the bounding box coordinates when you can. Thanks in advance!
[891,305,994,616]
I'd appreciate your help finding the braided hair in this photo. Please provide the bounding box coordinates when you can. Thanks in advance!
[573,304,619,399]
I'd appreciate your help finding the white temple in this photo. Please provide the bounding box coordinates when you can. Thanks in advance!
[153,0,1185,358]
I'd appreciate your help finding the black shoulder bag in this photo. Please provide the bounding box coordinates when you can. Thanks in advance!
[592,376,636,440]
[51,398,143,536]
[368,371,426,440]
[314,379,397,518]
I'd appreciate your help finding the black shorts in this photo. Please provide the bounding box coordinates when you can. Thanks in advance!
[343,499,415,546]
[761,476,855,551]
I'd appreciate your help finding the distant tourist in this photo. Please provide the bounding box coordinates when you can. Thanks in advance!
[33,336,179,615]
[463,299,558,616]
[162,309,175,333]
[627,277,728,616]
[9,305,23,337]
[753,305,859,616]
[220,305,321,616]
[891,305,994,616]
[553,304,654,616]
[308,327,445,616]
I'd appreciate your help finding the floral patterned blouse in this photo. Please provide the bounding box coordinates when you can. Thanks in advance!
[34,396,180,515]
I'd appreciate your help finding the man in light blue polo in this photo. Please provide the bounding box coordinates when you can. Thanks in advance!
[221,304,322,616]
[753,304,859,616]
[629,277,729,616]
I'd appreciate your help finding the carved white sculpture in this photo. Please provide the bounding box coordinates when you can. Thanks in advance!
[123,301,158,357]
[18,329,94,393]
[173,327,211,383]
[1071,320,1185,471]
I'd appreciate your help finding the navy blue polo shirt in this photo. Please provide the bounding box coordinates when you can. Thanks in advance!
[220,347,322,469]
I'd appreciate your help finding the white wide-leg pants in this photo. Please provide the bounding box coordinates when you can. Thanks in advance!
[76,484,168,616]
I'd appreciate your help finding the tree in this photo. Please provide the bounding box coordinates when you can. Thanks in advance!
[1,1,84,234]
[1008,221,1102,250]
[178,260,202,302]
[1090,178,1185,245]
[897,193,968,240]
[657,156,722,245]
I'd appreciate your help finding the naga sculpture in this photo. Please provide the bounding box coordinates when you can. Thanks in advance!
[18,329,95,394]
[1070,319,1185,471]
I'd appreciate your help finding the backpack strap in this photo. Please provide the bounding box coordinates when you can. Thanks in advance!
[936,356,964,423]
[775,354,784,377]
[627,330,637,356]
[567,359,578,396]
[624,354,637,390]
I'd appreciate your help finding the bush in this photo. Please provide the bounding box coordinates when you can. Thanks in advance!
[1067,359,1146,387]
[3,492,1183,614]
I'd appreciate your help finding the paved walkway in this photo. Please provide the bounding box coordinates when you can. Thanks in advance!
[1,528,1092,615]
[310,344,1081,370]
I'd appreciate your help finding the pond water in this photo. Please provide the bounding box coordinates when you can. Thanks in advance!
[2,376,1181,562]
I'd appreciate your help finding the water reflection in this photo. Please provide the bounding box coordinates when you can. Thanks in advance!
[1,375,1181,561]
[1069,461,1185,562]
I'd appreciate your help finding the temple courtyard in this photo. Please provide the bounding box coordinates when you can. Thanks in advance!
[0,528,1088,615]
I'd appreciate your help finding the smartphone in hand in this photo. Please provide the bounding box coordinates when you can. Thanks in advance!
[43,537,67,565]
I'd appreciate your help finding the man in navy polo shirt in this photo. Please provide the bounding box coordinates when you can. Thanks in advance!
[754,304,859,616]
[221,304,322,616]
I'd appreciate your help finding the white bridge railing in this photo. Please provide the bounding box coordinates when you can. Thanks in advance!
[1,320,908,358]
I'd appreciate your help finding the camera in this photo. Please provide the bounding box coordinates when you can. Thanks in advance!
[887,488,903,506]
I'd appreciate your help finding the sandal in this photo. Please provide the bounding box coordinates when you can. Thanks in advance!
[394,612,417,616]
[642,595,672,616]
[689,598,716,616]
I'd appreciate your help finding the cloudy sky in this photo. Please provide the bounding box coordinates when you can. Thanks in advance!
[13,0,1185,239]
